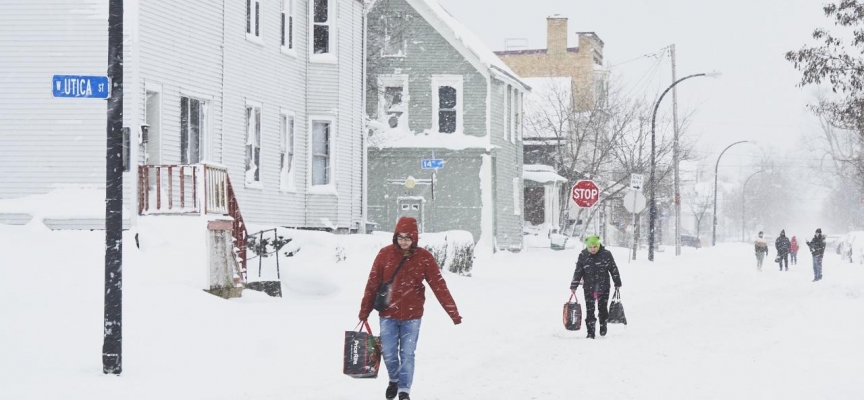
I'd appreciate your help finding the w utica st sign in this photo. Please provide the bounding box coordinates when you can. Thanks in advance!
[571,180,600,208]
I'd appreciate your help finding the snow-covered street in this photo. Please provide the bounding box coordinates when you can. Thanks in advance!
[3,225,863,400]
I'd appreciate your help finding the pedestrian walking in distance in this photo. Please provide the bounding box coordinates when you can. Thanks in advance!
[806,228,826,282]
[775,229,791,271]
[754,231,769,271]
[790,236,800,265]
[570,235,622,339]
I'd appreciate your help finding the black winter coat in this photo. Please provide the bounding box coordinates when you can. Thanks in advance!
[570,245,622,295]
[775,236,791,256]
[807,234,826,256]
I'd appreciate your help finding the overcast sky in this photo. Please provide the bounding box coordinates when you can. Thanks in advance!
[438,0,827,167]
[438,0,832,233]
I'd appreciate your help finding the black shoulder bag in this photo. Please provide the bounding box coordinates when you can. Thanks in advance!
[373,256,409,312]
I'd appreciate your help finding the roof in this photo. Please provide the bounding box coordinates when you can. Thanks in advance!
[401,0,529,90]
[523,164,567,184]
[494,47,580,56]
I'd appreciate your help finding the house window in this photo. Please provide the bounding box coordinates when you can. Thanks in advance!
[505,85,512,140]
[312,0,332,55]
[180,96,207,164]
[246,0,262,41]
[515,91,522,141]
[245,102,262,185]
[378,75,409,129]
[432,76,462,134]
[281,0,294,51]
[510,87,518,143]
[311,120,331,186]
[280,112,295,191]
[382,12,406,57]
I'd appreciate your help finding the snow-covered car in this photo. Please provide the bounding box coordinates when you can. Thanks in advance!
[837,231,864,263]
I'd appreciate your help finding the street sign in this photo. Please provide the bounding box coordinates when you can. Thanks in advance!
[421,159,443,169]
[52,75,110,99]
[571,180,600,208]
[630,174,644,190]
[623,190,647,213]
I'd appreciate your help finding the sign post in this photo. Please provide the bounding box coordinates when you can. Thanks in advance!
[102,0,124,375]
[623,189,647,261]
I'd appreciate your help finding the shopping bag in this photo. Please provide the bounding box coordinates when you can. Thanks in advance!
[607,288,627,325]
[774,255,781,263]
[563,293,582,331]
[343,321,382,378]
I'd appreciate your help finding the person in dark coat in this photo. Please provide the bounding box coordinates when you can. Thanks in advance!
[570,235,622,339]
[806,228,826,282]
[775,229,791,271]
[359,217,462,400]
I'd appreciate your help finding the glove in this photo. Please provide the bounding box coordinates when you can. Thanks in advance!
[358,312,369,322]
[452,315,462,325]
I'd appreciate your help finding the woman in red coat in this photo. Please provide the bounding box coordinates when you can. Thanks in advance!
[790,236,800,265]
[359,216,462,400]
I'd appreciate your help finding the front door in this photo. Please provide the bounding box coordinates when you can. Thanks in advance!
[396,197,424,233]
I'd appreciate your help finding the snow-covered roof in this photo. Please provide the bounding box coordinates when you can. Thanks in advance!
[368,120,496,150]
[522,77,573,140]
[405,0,528,90]
[523,164,567,183]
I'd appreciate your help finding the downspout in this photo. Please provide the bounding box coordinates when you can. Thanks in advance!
[360,0,369,233]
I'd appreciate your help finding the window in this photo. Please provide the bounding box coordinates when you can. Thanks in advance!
[505,85,512,140]
[311,0,333,57]
[311,119,331,186]
[180,96,207,164]
[280,112,295,191]
[246,0,262,42]
[382,12,406,57]
[281,0,294,52]
[515,91,522,141]
[510,87,518,143]
[513,178,521,216]
[377,75,409,129]
[245,102,262,185]
[431,76,463,134]
[144,89,161,164]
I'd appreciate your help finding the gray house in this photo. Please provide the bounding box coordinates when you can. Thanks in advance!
[0,0,366,232]
[365,0,529,252]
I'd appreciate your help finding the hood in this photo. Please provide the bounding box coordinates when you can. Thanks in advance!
[393,216,419,249]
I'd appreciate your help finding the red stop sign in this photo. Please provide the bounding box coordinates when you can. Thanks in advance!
[571,180,600,208]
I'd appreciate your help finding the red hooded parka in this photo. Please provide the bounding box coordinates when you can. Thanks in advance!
[359,217,461,323]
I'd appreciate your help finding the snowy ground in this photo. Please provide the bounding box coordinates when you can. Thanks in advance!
[3,224,864,400]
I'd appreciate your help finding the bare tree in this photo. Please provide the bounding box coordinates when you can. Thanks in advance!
[685,188,712,239]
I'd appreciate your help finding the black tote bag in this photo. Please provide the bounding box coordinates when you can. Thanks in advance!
[563,293,582,331]
[607,288,627,325]
[373,256,409,312]
[343,321,382,379]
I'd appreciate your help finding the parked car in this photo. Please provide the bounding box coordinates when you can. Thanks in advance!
[837,231,864,263]
[681,235,701,249]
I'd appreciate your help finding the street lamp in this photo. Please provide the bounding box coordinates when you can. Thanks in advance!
[648,71,721,261]
[741,169,769,241]
[711,140,751,246]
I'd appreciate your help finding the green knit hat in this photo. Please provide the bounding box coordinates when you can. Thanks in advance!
[584,235,601,248]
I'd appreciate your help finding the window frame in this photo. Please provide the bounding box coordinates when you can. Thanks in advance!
[377,74,409,129]
[246,0,264,44]
[431,75,464,134]
[244,100,264,188]
[381,11,407,57]
[308,115,337,193]
[279,109,297,192]
[180,95,209,164]
[309,0,336,63]
[281,0,296,56]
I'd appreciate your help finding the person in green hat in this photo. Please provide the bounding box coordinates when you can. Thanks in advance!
[570,235,622,339]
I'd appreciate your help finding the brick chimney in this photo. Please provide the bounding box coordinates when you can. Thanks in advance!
[546,15,568,55]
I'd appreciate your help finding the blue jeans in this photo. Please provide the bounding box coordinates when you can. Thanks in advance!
[812,255,823,280]
[380,317,422,394]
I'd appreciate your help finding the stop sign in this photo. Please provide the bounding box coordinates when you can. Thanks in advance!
[571,180,600,208]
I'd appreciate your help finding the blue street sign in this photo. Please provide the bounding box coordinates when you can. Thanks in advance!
[52,75,110,99]
[421,159,443,169]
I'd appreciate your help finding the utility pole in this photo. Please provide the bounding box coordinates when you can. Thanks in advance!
[670,44,682,256]
[103,0,124,375]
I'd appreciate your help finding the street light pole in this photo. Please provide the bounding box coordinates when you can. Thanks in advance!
[741,169,768,241]
[648,71,720,261]
[712,140,749,247]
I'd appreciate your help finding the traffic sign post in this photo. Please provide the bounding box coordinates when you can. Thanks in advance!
[630,173,644,190]
[624,189,647,261]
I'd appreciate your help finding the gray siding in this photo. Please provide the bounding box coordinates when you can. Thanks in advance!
[366,0,487,136]
[490,80,524,249]
[0,0,108,199]
[368,148,483,240]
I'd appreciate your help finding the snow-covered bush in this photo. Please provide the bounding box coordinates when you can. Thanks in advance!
[419,230,474,276]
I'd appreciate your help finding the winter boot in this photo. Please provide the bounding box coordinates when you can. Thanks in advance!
[586,322,596,339]
[398,393,411,400]
[599,323,608,337]
[386,382,398,400]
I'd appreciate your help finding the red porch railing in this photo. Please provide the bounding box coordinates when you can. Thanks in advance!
[138,163,248,282]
